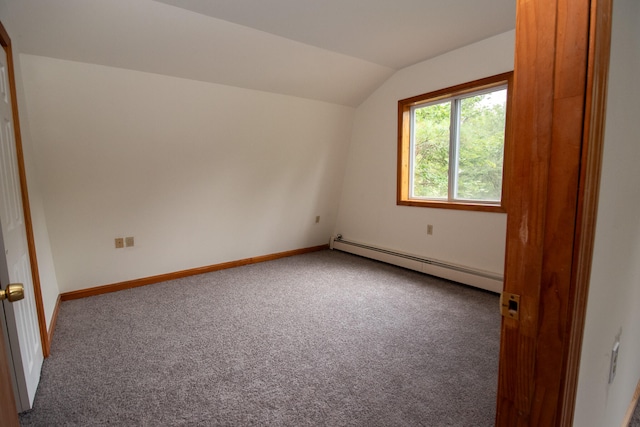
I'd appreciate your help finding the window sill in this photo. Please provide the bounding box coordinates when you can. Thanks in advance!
[397,199,506,213]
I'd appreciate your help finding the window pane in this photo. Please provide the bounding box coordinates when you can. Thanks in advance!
[456,89,506,201]
[412,101,450,199]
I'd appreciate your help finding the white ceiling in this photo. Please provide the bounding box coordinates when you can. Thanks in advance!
[4,0,515,106]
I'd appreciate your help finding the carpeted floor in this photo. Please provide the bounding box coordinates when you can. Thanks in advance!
[19,250,500,426]
[631,399,640,427]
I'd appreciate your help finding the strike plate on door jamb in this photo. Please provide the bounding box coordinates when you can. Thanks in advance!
[500,292,520,320]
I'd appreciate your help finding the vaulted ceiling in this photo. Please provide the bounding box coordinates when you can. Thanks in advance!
[4,0,515,106]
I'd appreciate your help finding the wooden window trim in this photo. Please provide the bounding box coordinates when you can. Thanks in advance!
[397,72,513,213]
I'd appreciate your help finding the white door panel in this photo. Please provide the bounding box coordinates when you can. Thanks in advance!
[0,45,42,411]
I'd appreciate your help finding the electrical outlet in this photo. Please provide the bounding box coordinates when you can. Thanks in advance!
[125,236,134,247]
[609,340,620,384]
[115,238,124,249]
[427,224,433,235]
[315,216,320,224]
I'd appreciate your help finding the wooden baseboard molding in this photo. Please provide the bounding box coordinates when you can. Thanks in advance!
[45,294,62,357]
[60,244,329,301]
[622,378,640,427]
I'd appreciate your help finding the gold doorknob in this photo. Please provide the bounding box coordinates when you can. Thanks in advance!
[0,283,24,302]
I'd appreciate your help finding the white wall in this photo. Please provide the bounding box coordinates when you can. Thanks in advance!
[574,0,640,425]
[334,31,514,280]
[0,4,60,329]
[19,55,354,292]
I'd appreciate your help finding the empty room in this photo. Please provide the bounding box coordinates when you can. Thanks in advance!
[0,0,639,426]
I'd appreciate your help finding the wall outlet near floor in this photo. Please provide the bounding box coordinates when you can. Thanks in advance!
[609,340,620,384]
[115,237,124,249]
[125,236,134,247]
[427,224,433,235]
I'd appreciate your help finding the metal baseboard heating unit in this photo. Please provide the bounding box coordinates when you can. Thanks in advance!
[330,235,503,293]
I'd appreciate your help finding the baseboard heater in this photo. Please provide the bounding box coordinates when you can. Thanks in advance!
[329,236,503,294]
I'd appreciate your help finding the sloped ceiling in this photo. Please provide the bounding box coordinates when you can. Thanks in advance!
[4,0,515,106]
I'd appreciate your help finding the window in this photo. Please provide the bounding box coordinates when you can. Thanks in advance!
[397,73,512,212]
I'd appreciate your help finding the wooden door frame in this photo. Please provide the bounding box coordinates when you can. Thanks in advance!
[0,302,19,426]
[0,22,49,358]
[496,0,612,425]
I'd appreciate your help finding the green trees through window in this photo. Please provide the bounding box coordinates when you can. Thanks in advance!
[398,73,512,212]
[412,100,451,199]
[412,89,507,201]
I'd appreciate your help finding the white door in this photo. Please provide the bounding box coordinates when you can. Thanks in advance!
[0,46,42,412]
